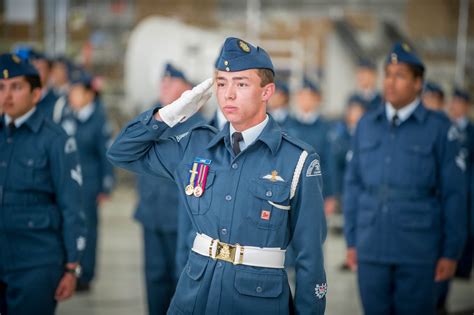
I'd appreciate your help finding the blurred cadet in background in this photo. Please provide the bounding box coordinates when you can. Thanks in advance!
[423,81,446,112]
[437,88,474,314]
[134,62,205,315]
[50,56,73,97]
[60,67,115,292]
[0,53,86,315]
[267,80,294,130]
[351,59,383,112]
[289,77,337,216]
[343,42,467,315]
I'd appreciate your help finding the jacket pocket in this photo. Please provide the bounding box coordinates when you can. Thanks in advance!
[172,251,208,313]
[247,178,290,230]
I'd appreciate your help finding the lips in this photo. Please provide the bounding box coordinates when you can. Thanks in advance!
[223,105,238,113]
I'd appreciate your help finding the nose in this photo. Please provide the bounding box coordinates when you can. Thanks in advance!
[224,83,236,100]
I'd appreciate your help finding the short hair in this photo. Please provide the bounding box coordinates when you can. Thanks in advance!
[256,69,274,87]
[407,64,425,80]
[24,75,42,91]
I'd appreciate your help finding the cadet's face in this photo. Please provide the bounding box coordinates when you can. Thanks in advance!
[448,97,469,119]
[345,103,365,128]
[296,89,320,113]
[268,90,289,110]
[69,84,94,110]
[50,62,68,86]
[356,68,377,90]
[422,92,444,111]
[159,77,191,106]
[32,59,50,87]
[0,76,41,119]
[383,64,422,109]
[216,69,274,131]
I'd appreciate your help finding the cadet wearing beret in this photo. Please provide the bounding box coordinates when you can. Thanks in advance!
[422,81,445,112]
[108,37,327,314]
[343,42,467,314]
[0,53,86,315]
[134,62,205,315]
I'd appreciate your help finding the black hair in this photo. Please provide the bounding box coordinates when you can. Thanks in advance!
[407,64,425,80]
[24,75,42,90]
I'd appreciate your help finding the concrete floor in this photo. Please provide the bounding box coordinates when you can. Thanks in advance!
[58,186,474,315]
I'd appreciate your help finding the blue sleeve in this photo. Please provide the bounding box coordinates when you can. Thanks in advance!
[290,152,327,314]
[98,113,115,194]
[107,108,190,180]
[342,125,362,248]
[439,123,468,259]
[50,135,87,263]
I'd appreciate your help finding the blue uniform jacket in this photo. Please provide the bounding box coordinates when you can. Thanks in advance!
[343,103,467,264]
[287,116,336,198]
[0,110,86,270]
[36,88,60,121]
[108,109,327,314]
[329,121,352,197]
[60,101,115,198]
[134,108,206,232]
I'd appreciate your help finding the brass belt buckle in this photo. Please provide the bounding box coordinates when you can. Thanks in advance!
[215,242,235,263]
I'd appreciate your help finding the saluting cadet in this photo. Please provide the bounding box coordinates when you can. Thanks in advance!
[134,63,205,315]
[343,42,467,315]
[108,37,327,314]
[59,67,115,291]
[288,77,337,216]
[0,53,86,315]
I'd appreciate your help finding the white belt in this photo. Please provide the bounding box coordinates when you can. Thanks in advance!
[191,233,286,269]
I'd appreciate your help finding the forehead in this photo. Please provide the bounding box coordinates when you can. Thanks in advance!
[0,76,27,85]
[385,63,412,73]
[216,69,258,80]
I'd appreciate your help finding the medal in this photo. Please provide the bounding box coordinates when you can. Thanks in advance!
[193,186,203,197]
[185,185,194,195]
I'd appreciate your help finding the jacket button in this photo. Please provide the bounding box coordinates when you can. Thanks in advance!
[266,191,272,197]
[256,286,262,293]
[231,163,238,169]
[28,221,34,228]
[221,228,227,235]
[217,261,223,268]
[152,125,159,130]
[225,195,232,201]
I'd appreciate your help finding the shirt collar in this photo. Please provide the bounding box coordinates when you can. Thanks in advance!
[229,115,269,151]
[4,106,43,133]
[385,97,420,125]
[206,115,282,155]
[75,102,95,122]
[456,116,469,130]
[269,108,289,123]
[294,110,320,124]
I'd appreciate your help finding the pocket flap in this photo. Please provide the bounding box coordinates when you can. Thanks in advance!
[185,252,208,281]
[20,157,48,169]
[10,213,51,229]
[249,179,290,203]
[397,211,432,229]
[234,270,283,298]
[404,144,432,155]
[359,140,380,151]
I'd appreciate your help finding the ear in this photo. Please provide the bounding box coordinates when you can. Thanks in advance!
[31,87,42,105]
[261,83,275,102]
[414,77,423,94]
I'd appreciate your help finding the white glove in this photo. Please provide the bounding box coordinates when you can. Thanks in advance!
[159,78,213,127]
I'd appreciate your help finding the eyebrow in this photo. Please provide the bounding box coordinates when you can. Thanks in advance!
[216,76,250,81]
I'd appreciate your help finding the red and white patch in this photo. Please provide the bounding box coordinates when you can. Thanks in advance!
[261,210,271,220]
